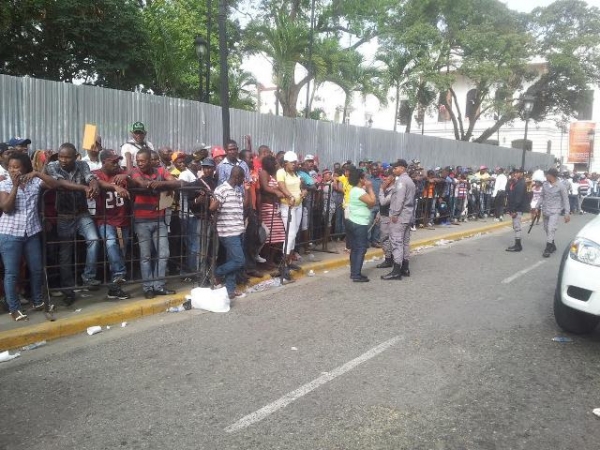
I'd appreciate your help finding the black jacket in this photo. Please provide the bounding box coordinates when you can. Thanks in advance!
[506,178,529,213]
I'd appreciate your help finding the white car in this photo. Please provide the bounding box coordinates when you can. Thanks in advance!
[554,196,600,333]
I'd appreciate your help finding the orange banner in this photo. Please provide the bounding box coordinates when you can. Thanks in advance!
[568,122,595,163]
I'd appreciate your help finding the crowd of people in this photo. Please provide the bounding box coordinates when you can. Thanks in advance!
[0,123,598,321]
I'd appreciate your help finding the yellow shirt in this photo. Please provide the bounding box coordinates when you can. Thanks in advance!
[276,168,302,206]
[338,175,351,207]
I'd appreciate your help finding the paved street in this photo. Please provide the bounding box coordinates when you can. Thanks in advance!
[1,214,599,450]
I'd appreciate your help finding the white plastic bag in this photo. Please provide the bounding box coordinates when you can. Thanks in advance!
[190,286,230,313]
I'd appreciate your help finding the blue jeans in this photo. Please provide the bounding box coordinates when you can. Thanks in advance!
[345,220,368,279]
[57,214,100,287]
[334,204,345,235]
[215,234,245,295]
[97,224,129,283]
[0,233,44,312]
[181,215,200,274]
[135,219,170,291]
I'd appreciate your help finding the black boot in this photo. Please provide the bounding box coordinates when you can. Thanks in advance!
[400,260,410,277]
[376,257,393,269]
[542,242,553,258]
[506,239,522,252]
[550,241,557,253]
[381,263,402,280]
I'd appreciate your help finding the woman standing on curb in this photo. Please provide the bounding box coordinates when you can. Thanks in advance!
[346,167,376,282]
[0,153,59,321]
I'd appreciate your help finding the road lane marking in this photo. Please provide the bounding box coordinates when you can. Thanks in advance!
[501,260,547,284]
[224,335,402,433]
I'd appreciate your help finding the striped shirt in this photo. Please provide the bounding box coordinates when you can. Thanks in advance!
[0,177,43,237]
[213,181,245,237]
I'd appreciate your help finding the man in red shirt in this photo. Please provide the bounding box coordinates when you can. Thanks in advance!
[93,150,132,300]
[130,149,181,298]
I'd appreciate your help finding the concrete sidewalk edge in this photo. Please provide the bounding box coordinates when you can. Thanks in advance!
[0,220,511,352]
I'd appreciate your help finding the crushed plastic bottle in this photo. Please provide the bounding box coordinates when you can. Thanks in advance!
[21,341,47,351]
[245,278,282,293]
[552,336,573,343]
[167,305,186,313]
[0,351,20,363]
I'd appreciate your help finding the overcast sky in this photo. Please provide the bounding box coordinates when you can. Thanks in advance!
[503,0,600,11]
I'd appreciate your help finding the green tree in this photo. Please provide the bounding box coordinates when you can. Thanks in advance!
[475,0,600,142]
[0,0,150,90]
[243,0,392,117]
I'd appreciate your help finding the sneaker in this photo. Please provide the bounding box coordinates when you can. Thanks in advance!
[107,288,131,300]
[82,279,101,291]
[255,255,267,263]
[62,290,76,306]
[29,302,45,312]
[111,275,126,285]
[411,225,417,231]
[10,310,28,321]
[144,289,155,299]
[229,290,246,300]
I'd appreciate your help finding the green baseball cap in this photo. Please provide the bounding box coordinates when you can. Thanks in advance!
[131,121,146,133]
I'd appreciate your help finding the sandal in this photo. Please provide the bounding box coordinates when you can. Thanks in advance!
[10,310,29,321]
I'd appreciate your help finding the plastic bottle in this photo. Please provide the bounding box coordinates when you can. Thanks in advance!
[167,305,186,313]
[21,341,47,351]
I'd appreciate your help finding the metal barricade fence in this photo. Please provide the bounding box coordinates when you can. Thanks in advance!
[40,186,219,295]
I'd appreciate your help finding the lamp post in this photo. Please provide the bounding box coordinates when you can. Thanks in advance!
[521,94,535,170]
[588,128,595,173]
[194,36,209,103]
[218,0,230,145]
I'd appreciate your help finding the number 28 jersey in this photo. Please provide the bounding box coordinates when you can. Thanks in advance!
[92,169,130,227]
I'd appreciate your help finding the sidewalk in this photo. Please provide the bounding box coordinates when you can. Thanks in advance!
[0,218,515,351]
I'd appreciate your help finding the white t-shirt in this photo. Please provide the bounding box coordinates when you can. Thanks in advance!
[81,156,102,171]
[0,165,8,180]
[120,140,154,167]
[178,169,197,183]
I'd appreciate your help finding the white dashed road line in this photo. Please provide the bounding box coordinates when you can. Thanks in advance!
[224,335,402,433]
[501,260,547,284]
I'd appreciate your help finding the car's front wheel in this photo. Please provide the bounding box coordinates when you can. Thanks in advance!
[554,287,600,334]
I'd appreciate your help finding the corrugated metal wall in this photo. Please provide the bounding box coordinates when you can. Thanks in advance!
[0,74,553,169]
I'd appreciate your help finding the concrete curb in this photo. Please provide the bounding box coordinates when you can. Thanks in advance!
[0,220,512,352]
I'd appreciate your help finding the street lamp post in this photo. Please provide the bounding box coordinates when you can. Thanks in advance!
[588,128,595,173]
[194,36,208,103]
[521,94,535,170]
[218,0,230,145]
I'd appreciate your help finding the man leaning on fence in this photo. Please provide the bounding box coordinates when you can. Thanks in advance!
[130,148,180,299]
[93,150,132,300]
[45,143,102,304]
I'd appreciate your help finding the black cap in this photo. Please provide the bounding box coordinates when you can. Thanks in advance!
[99,149,122,163]
[512,167,524,173]
[201,157,215,167]
[392,159,408,168]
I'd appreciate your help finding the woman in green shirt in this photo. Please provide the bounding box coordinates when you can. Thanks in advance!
[347,167,376,282]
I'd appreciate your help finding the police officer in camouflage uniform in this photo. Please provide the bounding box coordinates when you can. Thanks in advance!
[539,168,570,258]
[382,159,416,281]
[505,167,529,252]
[375,169,396,269]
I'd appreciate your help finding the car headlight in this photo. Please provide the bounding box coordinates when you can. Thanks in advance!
[570,238,600,266]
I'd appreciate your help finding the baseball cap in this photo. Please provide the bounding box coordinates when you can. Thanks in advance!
[381,162,390,170]
[479,165,488,170]
[392,159,408,168]
[8,137,31,147]
[201,157,216,167]
[130,121,146,133]
[304,154,315,161]
[171,151,186,162]
[212,146,226,158]
[284,151,298,162]
[512,167,524,173]
[99,149,122,163]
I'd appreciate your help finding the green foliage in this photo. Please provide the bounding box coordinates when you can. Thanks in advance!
[0,0,150,90]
